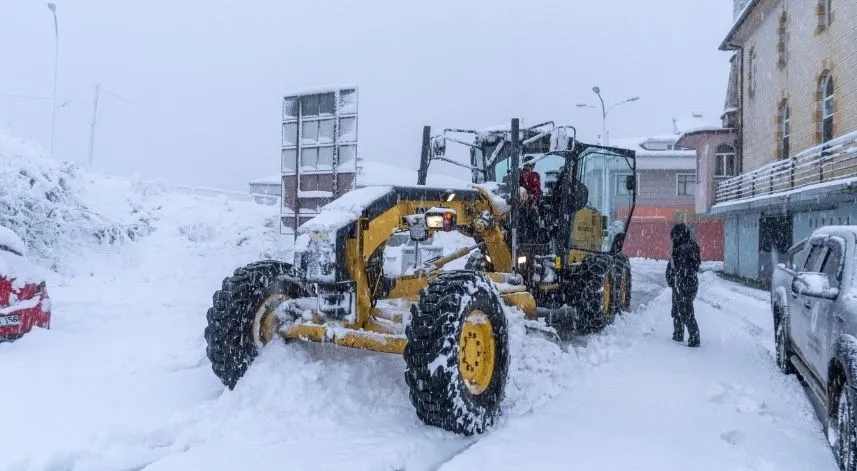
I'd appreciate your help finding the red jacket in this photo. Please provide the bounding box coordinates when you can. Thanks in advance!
[519,170,542,205]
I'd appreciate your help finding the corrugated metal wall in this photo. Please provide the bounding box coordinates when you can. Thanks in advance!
[724,216,740,275]
[737,213,760,279]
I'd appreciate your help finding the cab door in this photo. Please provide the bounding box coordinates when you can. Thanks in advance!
[789,240,828,370]
[808,239,843,384]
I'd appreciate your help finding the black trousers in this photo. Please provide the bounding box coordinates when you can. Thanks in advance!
[671,289,699,343]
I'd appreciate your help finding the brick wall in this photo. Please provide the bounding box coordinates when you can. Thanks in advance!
[623,219,724,261]
[739,0,857,171]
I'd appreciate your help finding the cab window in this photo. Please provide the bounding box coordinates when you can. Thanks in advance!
[786,242,807,271]
[803,244,829,273]
[821,247,842,289]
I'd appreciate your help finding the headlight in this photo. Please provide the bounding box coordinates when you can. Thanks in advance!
[517,256,527,265]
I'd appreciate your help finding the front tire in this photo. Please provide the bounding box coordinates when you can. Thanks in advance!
[204,260,305,389]
[404,271,509,435]
[774,315,795,375]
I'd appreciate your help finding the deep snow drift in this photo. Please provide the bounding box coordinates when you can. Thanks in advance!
[0,137,841,470]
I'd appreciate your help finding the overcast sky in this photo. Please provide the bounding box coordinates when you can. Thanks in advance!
[1,0,733,190]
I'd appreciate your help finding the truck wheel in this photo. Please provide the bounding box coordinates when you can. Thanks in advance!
[774,315,795,375]
[404,271,509,435]
[612,253,632,314]
[833,384,857,471]
[577,254,614,333]
[204,260,305,389]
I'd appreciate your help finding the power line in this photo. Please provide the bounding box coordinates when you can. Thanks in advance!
[0,93,84,102]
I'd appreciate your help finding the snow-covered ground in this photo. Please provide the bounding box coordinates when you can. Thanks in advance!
[0,138,840,470]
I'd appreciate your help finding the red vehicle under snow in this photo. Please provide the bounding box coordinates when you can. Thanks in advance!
[0,226,50,341]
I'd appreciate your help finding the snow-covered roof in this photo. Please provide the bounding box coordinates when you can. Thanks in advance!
[248,174,281,185]
[720,0,760,50]
[283,85,357,97]
[809,226,857,241]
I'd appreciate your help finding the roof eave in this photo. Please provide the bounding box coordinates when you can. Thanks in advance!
[718,0,760,51]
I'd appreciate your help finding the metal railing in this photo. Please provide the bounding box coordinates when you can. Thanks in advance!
[715,131,857,204]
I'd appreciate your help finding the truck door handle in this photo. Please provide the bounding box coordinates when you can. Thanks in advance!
[804,301,812,309]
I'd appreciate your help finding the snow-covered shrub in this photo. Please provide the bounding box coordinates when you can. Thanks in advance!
[0,131,152,265]
[179,222,215,243]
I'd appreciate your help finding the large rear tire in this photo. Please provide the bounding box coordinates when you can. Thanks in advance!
[576,253,614,333]
[404,271,509,435]
[204,260,306,389]
[832,381,857,471]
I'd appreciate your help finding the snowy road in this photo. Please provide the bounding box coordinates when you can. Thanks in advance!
[0,192,840,471]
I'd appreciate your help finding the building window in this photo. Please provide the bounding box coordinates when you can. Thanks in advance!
[778,99,790,159]
[819,71,834,144]
[715,144,737,177]
[777,12,788,68]
[819,0,832,31]
[677,173,696,196]
[748,47,758,97]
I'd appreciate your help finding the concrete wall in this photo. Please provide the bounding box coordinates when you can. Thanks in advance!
[737,0,857,171]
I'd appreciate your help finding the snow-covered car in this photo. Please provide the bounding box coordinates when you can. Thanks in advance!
[0,226,50,342]
[771,225,857,469]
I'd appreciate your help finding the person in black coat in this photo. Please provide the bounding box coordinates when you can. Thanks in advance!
[666,223,702,347]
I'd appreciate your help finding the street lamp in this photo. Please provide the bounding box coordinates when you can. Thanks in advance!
[577,86,639,145]
[47,2,58,157]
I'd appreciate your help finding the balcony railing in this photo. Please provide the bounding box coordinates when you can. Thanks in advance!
[715,130,857,205]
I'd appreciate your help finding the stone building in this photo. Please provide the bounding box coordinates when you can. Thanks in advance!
[711,0,857,285]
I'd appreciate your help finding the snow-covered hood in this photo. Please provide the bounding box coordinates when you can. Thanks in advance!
[0,251,46,285]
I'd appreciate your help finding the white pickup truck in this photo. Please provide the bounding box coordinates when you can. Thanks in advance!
[771,225,857,470]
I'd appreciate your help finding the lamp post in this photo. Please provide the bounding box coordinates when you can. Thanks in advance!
[47,2,59,157]
[576,86,639,146]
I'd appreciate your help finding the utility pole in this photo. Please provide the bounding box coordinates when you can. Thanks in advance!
[87,84,100,169]
[47,2,59,157]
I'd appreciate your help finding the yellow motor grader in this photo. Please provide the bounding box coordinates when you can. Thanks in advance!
[203,119,637,435]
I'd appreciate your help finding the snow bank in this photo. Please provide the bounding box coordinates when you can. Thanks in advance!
[0,130,154,267]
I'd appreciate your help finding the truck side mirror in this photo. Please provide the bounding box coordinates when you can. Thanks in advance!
[625,175,636,191]
[793,272,840,300]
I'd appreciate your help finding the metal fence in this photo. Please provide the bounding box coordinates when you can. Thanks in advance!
[715,131,857,204]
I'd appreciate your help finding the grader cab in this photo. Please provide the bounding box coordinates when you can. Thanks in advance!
[203,118,637,436]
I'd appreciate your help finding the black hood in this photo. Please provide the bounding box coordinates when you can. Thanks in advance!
[670,223,691,244]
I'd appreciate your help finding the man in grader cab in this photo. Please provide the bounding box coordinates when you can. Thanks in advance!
[518,155,543,242]
[203,119,636,438]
